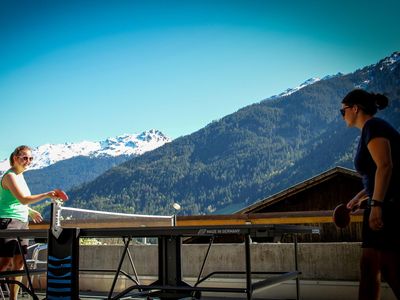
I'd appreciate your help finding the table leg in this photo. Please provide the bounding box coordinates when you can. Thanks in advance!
[294,234,300,300]
[245,234,252,300]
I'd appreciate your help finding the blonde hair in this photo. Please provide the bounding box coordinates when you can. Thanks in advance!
[9,145,31,166]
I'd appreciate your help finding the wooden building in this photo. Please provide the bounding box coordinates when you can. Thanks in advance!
[238,166,363,213]
[180,167,365,243]
[238,166,364,242]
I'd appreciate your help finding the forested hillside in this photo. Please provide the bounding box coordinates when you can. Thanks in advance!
[65,52,400,215]
[25,155,131,194]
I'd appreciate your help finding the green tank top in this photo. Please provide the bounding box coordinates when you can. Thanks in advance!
[0,170,29,222]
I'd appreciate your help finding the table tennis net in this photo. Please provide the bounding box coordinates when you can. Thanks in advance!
[56,206,174,228]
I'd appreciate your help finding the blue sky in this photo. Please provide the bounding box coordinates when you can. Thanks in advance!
[1,0,399,159]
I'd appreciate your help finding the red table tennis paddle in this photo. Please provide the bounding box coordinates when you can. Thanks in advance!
[54,189,69,201]
[333,196,368,228]
[333,204,351,228]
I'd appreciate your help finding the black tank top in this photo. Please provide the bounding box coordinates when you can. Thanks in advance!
[354,117,400,200]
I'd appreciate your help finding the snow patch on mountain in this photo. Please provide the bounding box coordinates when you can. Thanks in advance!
[378,51,400,71]
[269,77,321,100]
[0,129,171,174]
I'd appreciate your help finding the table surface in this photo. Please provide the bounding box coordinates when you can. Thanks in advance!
[0,223,319,238]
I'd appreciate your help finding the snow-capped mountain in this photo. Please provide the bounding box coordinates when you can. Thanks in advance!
[267,52,400,101]
[378,51,400,71]
[270,77,321,99]
[355,51,400,89]
[0,129,171,174]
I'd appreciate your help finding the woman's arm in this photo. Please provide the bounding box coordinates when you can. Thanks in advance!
[2,173,55,205]
[367,137,393,230]
[347,188,368,211]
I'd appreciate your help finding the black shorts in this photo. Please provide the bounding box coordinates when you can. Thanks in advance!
[0,218,29,257]
[362,198,400,250]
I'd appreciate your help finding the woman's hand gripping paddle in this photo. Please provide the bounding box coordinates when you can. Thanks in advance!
[333,196,368,228]
[54,189,69,202]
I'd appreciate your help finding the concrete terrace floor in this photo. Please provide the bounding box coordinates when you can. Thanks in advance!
[12,279,397,300]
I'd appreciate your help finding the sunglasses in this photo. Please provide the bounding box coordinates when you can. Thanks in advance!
[340,106,353,117]
[19,156,34,162]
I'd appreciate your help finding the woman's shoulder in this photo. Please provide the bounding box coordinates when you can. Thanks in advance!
[1,169,18,185]
[363,117,399,141]
[1,170,12,190]
[364,117,396,132]
[2,169,16,178]
[365,117,388,126]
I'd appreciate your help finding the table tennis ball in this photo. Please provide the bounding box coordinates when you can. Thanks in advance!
[172,203,181,211]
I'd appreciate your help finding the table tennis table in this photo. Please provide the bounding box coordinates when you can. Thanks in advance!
[0,223,319,300]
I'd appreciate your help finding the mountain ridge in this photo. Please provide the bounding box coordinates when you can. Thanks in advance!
[0,129,171,175]
[65,51,399,215]
[32,51,400,216]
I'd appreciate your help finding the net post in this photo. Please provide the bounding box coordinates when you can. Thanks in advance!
[51,200,63,239]
[173,214,177,227]
[171,202,181,226]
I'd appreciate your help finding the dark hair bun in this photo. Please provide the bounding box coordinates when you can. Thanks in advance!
[342,89,390,115]
[374,93,389,110]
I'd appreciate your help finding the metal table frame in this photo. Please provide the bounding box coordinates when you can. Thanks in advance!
[0,225,319,300]
[79,224,319,300]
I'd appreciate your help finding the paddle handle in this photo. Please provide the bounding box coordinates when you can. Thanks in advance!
[350,195,369,212]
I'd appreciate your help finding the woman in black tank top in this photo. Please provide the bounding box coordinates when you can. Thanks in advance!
[341,89,400,300]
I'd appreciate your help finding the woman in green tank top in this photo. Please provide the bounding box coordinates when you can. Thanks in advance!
[0,145,58,300]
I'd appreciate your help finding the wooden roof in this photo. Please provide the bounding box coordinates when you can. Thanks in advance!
[236,166,360,214]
